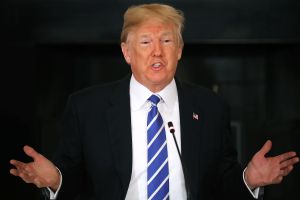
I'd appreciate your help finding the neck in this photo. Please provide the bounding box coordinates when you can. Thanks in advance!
[131,74,173,93]
[148,84,167,93]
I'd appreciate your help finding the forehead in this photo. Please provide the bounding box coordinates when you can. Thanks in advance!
[128,20,176,39]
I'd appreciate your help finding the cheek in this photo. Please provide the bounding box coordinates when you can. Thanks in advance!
[168,52,180,66]
[135,52,150,65]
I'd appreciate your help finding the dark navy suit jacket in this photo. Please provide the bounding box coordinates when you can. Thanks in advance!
[52,75,254,200]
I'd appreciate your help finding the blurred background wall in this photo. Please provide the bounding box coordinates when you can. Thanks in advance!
[1,0,299,199]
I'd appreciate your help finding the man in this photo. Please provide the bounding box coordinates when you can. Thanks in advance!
[10,3,299,200]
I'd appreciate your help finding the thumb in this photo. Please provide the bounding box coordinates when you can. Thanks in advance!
[23,145,40,161]
[258,140,272,157]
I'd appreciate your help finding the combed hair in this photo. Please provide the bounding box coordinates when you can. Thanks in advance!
[121,3,185,47]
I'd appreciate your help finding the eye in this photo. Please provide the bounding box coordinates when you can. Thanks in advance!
[162,38,173,44]
[141,41,150,44]
[139,38,151,46]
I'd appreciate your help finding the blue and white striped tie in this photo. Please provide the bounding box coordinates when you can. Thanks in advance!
[147,95,169,200]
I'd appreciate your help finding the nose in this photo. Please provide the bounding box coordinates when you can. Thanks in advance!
[152,40,162,57]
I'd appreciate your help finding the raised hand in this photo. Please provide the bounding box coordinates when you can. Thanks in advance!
[245,140,299,189]
[10,145,60,191]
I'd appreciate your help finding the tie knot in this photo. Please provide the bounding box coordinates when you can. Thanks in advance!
[148,94,161,106]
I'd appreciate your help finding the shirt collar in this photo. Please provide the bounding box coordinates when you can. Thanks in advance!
[129,75,178,111]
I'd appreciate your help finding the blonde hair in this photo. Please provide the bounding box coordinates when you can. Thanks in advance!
[121,3,185,47]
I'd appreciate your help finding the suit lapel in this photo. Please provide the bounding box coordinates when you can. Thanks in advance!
[177,80,204,197]
[106,77,132,197]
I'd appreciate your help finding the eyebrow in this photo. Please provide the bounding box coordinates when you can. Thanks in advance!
[138,32,174,38]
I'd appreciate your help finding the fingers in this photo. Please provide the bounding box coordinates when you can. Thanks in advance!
[280,155,299,169]
[10,168,19,176]
[259,140,272,156]
[279,155,299,176]
[10,165,34,184]
[10,160,29,175]
[10,159,26,172]
[277,151,298,162]
[10,159,35,176]
[9,160,41,186]
[23,145,40,161]
[281,165,294,176]
[271,154,299,184]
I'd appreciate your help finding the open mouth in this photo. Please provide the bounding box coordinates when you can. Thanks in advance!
[151,62,164,70]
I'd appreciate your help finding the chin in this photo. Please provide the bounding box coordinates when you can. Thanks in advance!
[150,78,171,88]
[148,77,167,84]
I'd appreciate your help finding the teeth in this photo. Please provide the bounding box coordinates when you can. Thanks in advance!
[152,63,161,68]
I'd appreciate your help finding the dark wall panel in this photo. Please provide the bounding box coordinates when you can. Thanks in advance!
[4,0,299,43]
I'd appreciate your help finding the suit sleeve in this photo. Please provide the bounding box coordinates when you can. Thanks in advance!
[51,96,86,200]
[216,99,254,199]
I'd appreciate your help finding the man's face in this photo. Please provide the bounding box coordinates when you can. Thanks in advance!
[121,20,182,92]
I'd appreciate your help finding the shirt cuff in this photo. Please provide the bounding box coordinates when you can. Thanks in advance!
[47,168,62,200]
[242,167,260,199]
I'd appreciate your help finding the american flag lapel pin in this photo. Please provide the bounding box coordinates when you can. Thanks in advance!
[192,112,199,120]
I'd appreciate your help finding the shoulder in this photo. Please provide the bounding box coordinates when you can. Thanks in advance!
[177,80,227,107]
[68,76,130,107]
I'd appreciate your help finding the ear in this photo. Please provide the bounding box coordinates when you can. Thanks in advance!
[177,47,183,61]
[121,42,131,64]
